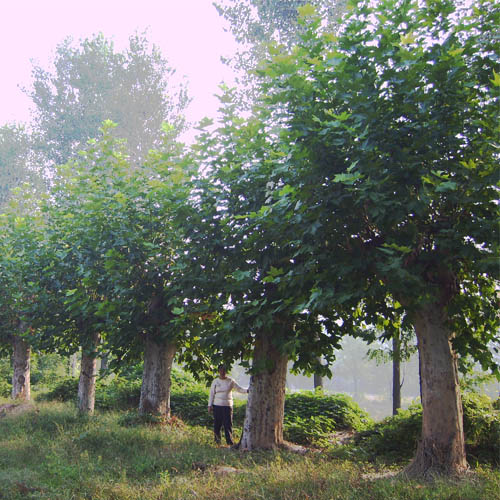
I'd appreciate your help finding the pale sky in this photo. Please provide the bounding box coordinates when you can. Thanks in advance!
[0,0,236,135]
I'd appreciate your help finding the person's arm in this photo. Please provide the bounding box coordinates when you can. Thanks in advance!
[208,380,216,412]
[231,379,249,394]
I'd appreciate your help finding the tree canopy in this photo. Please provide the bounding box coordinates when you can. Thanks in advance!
[243,0,499,475]
[28,33,189,167]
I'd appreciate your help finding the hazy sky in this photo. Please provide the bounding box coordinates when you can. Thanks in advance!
[0,0,236,132]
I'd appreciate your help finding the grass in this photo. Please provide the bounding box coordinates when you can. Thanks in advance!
[0,399,498,500]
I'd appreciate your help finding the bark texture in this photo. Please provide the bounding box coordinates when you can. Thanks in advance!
[405,303,467,478]
[239,332,288,450]
[139,336,176,416]
[78,333,100,414]
[12,334,31,400]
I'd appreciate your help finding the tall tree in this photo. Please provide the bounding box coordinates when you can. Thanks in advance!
[0,124,33,205]
[0,188,45,400]
[192,94,341,450]
[28,33,188,168]
[33,123,199,416]
[254,0,499,477]
[215,0,347,106]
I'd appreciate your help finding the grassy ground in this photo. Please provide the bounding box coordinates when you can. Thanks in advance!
[0,400,498,500]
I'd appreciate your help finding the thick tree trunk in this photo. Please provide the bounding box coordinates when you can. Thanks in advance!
[11,334,31,400]
[405,303,467,478]
[393,334,401,415]
[239,332,288,450]
[139,336,176,416]
[78,333,100,414]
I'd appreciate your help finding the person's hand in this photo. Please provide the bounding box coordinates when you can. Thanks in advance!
[208,406,213,414]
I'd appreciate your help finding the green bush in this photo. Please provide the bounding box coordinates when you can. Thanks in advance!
[285,391,372,433]
[284,415,337,446]
[30,353,67,387]
[95,377,141,410]
[350,393,499,465]
[0,378,11,398]
[37,377,79,403]
[351,403,422,463]
[462,391,500,465]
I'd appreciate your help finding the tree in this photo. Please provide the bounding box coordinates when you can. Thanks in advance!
[33,122,199,416]
[192,94,341,450]
[0,188,45,400]
[28,33,188,168]
[0,124,45,401]
[367,327,418,415]
[215,0,347,107]
[254,0,499,476]
[0,124,34,206]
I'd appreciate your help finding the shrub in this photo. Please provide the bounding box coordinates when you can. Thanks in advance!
[350,392,500,465]
[284,415,337,446]
[285,391,372,432]
[37,377,79,403]
[462,391,500,465]
[281,391,372,446]
[0,378,11,398]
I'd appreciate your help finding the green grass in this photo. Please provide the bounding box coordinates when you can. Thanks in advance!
[0,400,498,500]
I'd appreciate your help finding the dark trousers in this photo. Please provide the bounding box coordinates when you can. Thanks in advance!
[213,405,233,445]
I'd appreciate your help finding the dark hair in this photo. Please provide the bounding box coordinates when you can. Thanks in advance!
[218,364,226,371]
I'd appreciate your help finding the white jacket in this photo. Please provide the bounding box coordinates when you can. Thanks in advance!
[208,377,247,407]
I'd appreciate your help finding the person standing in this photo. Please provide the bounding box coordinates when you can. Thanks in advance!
[208,364,248,445]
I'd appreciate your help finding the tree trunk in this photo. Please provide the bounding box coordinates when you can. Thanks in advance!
[69,352,78,377]
[313,356,323,390]
[405,303,467,478]
[99,353,109,374]
[139,336,176,417]
[239,331,288,450]
[393,334,401,415]
[11,333,31,400]
[78,333,100,414]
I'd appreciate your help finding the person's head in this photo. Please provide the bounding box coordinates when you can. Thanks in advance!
[218,364,227,379]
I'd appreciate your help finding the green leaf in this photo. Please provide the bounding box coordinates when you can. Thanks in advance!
[490,70,500,87]
[297,4,317,18]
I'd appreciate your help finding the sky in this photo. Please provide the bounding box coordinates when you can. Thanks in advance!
[0,0,237,135]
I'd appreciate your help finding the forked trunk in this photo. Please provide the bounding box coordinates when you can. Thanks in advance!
[405,303,467,478]
[12,333,31,400]
[78,332,100,414]
[139,336,176,416]
[239,332,288,450]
